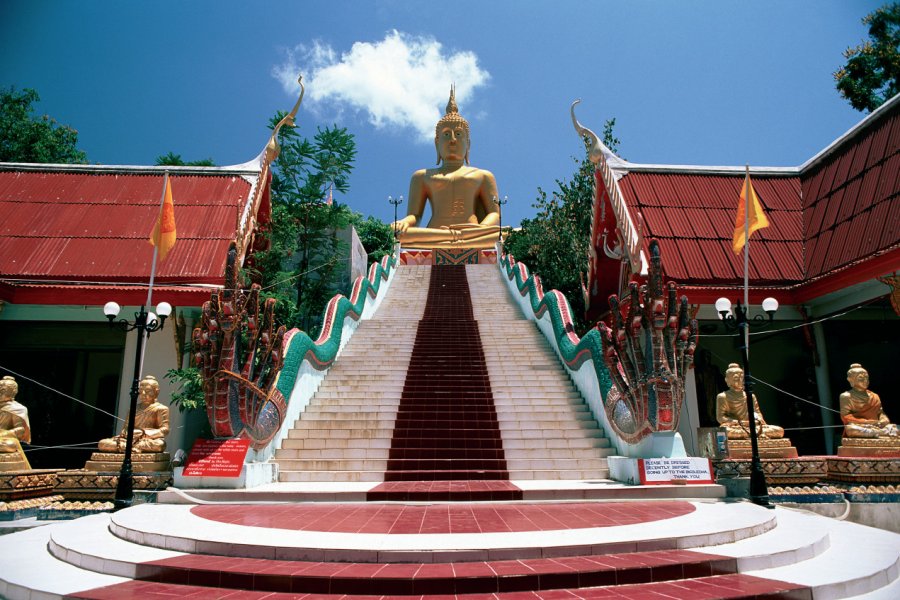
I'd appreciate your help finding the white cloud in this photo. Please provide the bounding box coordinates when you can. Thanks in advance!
[272,31,490,142]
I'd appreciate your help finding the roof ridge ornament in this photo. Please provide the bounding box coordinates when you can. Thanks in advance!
[265,75,305,164]
[570,99,605,166]
[572,100,643,274]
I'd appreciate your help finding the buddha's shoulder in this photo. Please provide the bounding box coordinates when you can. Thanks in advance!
[420,166,495,179]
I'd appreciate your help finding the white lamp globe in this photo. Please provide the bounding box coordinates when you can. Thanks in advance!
[762,297,779,313]
[103,301,120,318]
[156,302,172,318]
[714,297,732,315]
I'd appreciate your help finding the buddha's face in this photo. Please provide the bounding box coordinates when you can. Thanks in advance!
[138,379,160,406]
[726,370,744,392]
[436,124,469,163]
[848,369,869,392]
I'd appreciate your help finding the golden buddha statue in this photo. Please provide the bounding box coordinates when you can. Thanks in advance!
[840,364,897,439]
[0,376,30,453]
[716,363,784,440]
[98,375,170,453]
[391,87,502,249]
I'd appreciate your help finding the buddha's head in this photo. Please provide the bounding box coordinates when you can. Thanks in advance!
[0,376,17,404]
[847,363,869,392]
[435,86,470,165]
[725,363,744,392]
[138,375,160,406]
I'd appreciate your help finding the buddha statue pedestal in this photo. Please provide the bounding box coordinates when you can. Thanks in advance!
[0,443,30,472]
[84,451,172,472]
[713,456,828,487]
[836,437,900,458]
[58,449,173,502]
[0,469,61,502]
[400,248,499,266]
[726,438,799,460]
[56,467,173,502]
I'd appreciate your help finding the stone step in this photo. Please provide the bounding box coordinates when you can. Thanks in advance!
[278,470,385,482]
[279,437,393,450]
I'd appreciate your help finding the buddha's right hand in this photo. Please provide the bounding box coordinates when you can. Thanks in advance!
[391,220,410,234]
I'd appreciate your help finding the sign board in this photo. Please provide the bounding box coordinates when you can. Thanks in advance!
[638,457,714,485]
[182,438,250,478]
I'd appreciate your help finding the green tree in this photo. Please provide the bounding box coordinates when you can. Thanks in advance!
[0,87,87,163]
[503,119,619,335]
[834,2,900,112]
[251,114,358,333]
[351,214,395,263]
[155,152,216,166]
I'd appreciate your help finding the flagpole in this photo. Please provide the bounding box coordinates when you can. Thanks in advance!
[743,165,751,354]
[139,171,168,377]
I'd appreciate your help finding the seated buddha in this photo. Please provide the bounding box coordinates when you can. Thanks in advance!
[98,375,170,453]
[0,376,31,453]
[840,364,897,439]
[716,363,784,440]
[391,87,502,249]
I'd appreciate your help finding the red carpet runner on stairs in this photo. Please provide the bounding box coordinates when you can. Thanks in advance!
[368,265,523,501]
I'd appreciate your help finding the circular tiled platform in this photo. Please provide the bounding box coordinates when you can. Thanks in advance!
[191,501,696,534]
[109,501,777,563]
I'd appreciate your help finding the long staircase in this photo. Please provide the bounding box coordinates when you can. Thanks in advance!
[273,263,612,489]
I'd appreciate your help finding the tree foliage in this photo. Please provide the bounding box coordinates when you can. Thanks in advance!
[351,215,395,264]
[503,119,620,336]
[0,87,87,163]
[834,2,900,112]
[155,152,216,166]
[250,114,359,333]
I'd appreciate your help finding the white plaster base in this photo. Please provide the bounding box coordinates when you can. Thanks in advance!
[173,462,278,490]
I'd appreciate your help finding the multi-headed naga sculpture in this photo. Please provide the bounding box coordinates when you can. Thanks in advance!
[597,239,698,443]
[193,242,289,449]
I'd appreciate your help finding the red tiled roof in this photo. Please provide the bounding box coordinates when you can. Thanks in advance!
[0,163,269,306]
[620,172,804,287]
[590,94,900,307]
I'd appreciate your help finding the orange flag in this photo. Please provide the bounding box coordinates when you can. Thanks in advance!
[149,176,176,261]
[732,171,769,254]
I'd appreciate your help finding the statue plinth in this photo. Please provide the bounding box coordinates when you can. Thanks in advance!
[0,468,61,501]
[84,451,172,472]
[400,248,498,266]
[713,456,827,485]
[726,438,799,459]
[826,455,900,484]
[56,468,172,501]
[836,437,900,458]
[0,450,30,472]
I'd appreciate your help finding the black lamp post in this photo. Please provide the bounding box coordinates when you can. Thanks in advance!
[493,195,508,243]
[103,300,172,511]
[715,296,778,508]
[388,195,403,240]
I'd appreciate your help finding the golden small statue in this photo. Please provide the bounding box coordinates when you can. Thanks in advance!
[0,376,31,452]
[716,363,784,440]
[840,364,897,439]
[391,86,502,249]
[98,375,170,453]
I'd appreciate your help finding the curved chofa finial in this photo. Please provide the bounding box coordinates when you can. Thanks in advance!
[571,99,605,165]
[265,75,305,163]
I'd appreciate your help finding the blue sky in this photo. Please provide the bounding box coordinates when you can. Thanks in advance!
[0,0,885,228]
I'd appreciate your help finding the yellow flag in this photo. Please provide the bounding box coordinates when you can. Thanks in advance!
[732,172,769,254]
[149,176,176,261]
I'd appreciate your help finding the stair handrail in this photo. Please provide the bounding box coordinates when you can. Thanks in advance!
[498,252,617,447]
[251,247,400,462]
[196,244,400,464]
